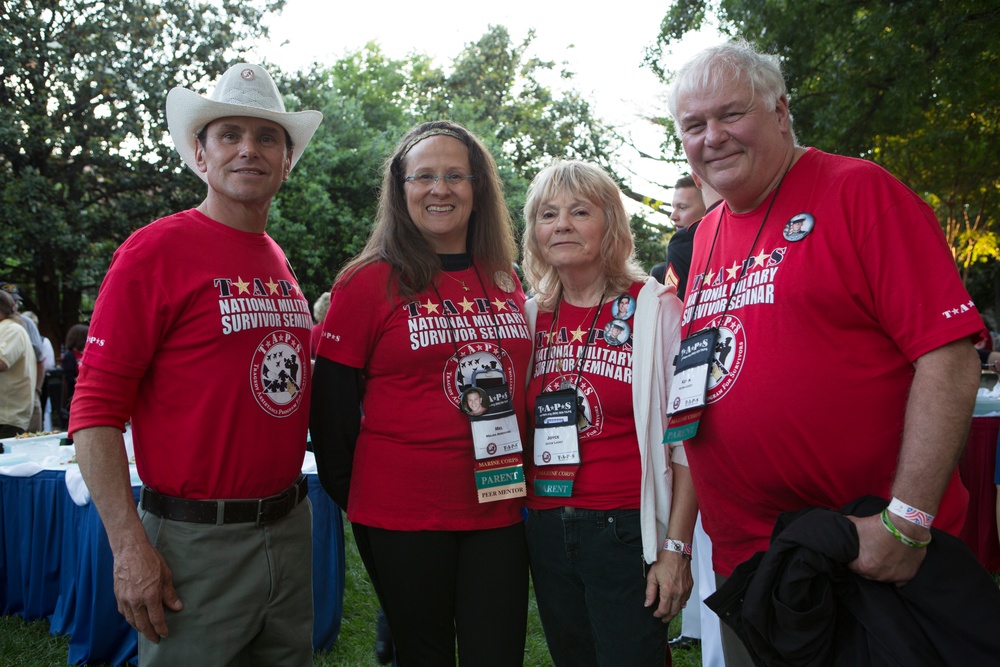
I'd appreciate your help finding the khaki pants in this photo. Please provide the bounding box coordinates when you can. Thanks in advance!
[138,498,314,667]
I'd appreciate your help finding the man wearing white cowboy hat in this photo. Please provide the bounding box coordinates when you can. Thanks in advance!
[71,63,322,666]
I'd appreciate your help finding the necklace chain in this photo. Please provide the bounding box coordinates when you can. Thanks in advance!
[442,269,470,291]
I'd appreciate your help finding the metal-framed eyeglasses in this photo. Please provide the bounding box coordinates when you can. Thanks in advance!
[404,173,476,188]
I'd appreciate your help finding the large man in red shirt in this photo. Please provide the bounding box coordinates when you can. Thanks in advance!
[668,40,982,666]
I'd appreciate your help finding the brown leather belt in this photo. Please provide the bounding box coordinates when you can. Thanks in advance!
[139,475,307,526]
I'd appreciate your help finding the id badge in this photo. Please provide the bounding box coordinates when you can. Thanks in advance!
[533,389,581,466]
[664,328,718,443]
[667,328,718,415]
[464,372,524,461]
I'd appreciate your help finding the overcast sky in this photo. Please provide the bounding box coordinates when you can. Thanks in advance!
[249,2,722,208]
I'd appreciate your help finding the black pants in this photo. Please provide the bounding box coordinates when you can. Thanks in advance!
[352,522,528,667]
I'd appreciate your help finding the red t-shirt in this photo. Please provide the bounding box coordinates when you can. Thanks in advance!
[526,282,644,511]
[683,149,983,575]
[316,261,532,530]
[72,209,311,499]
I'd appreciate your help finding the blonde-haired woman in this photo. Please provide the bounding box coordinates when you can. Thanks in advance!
[522,159,698,666]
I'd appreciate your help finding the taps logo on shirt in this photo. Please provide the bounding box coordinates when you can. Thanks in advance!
[443,342,516,409]
[249,330,307,418]
[703,314,747,404]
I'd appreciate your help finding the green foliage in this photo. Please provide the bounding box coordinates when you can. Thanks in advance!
[645,0,1000,306]
[2,12,640,328]
[1,0,283,341]
[270,27,618,303]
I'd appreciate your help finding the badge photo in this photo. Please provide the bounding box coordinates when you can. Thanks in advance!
[460,386,490,417]
[603,319,631,347]
[611,294,636,320]
[783,212,814,242]
[494,271,516,293]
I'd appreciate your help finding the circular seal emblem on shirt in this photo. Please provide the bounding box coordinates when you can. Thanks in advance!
[444,342,515,409]
[783,212,814,242]
[241,68,255,81]
[703,314,747,404]
[494,271,516,293]
[249,330,307,418]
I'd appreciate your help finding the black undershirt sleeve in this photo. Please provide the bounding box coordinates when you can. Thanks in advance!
[310,357,363,509]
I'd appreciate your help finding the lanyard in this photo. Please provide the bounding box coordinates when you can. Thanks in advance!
[537,293,605,392]
[683,168,790,339]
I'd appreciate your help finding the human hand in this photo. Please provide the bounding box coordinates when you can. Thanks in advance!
[644,551,693,622]
[112,541,183,642]
[847,513,927,585]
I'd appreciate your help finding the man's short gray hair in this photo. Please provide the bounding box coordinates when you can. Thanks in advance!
[667,39,789,123]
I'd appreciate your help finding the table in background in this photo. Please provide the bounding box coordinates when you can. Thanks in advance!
[959,414,1000,572]
[0,470,344,665]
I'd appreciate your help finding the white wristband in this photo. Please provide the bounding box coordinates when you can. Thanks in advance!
[663,538,692,560]
[887,497,934,528]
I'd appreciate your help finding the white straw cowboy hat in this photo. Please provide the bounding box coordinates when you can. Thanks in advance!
[166,63,322,182]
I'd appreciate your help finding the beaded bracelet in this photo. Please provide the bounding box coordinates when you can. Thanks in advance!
[887,497,935,528]
[663,538,692,560]
[879,508,931,549]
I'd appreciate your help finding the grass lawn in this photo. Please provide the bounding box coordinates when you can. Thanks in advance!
[0,520,700,666]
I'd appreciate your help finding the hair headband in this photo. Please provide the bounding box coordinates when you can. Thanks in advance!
[400,128,464,158]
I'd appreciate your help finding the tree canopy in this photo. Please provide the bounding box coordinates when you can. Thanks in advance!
[1,0,284,342]
[2,11,671,342]
[227,26,655,307]
[646,0,1000,315]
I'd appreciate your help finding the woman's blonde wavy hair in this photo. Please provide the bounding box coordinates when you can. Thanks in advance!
[521,160,645,311]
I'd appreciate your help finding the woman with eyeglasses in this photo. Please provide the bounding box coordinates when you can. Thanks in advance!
[311,120,531,666]
[521,159,698,666]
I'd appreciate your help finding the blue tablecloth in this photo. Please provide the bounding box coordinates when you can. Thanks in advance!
[0,471,344,665]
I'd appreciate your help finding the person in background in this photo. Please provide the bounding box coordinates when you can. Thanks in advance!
[310,291,330,361]
[20,312,55,373]
[669,40,983,665]
[649,176,706,294]
[0,289,38,443]
[520,159,696,666]
[60,323,88,430]
[662,176,707,301]
[0,283,45,431]
[311,120,532,666]
[20,311,56,430]
[69,62,322,666]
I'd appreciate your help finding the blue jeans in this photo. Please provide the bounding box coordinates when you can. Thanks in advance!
[526,507,669,667]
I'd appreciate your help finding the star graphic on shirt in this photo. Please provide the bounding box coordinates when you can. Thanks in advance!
[266,277,280,294]
[232,276,251,294]
[491,297,508,311]
[458,297,475,313]
[752,250,769,268]
[704,268,716,286]
[570,327,587,343]
[422,299,440,314]
[726,262,741,280]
